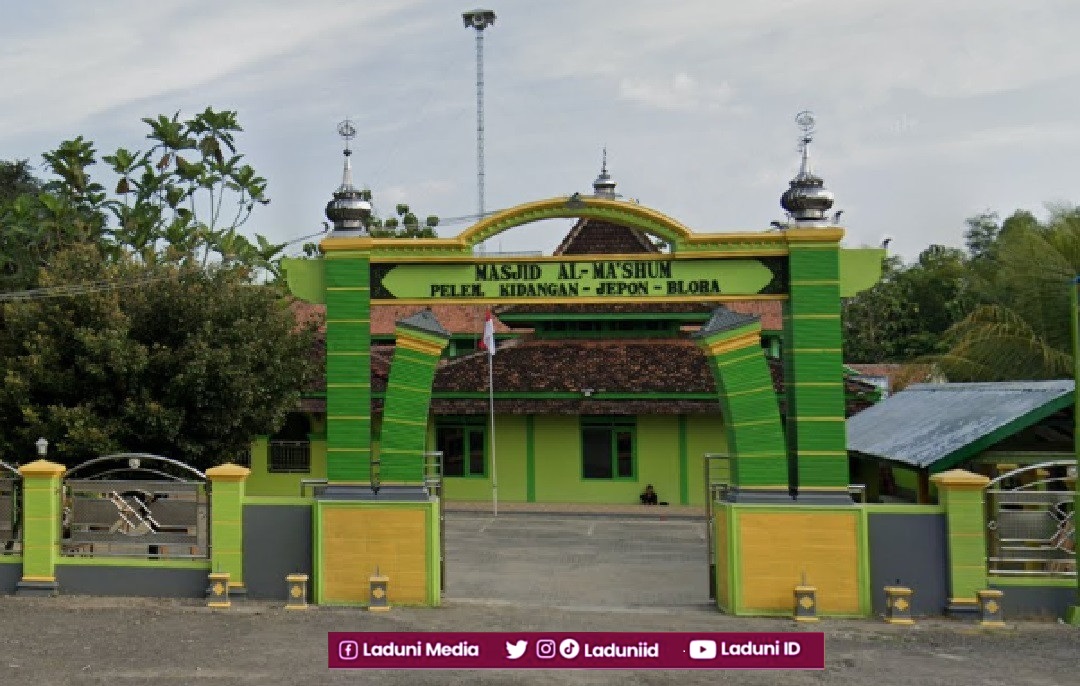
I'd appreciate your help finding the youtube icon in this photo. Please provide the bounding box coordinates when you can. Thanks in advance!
[689,640,717,660]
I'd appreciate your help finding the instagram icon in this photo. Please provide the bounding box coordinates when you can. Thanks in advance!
[535,639,556,659]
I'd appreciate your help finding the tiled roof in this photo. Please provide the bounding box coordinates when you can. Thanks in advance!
[303,338,875,417]
[289,302,513,336]
[725,301,782,331]
[435,339,713,394]
[553,218,659,255]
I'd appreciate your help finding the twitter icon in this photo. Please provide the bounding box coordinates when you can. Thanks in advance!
[505,639,528,660]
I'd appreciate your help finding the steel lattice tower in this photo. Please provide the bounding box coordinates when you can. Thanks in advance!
[462,10,496,230]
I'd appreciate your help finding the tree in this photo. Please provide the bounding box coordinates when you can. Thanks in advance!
[369,202,439,238]
[936,207,1080,381]
[0,245,316,469]
[41,109,284,276]
[842,246,977,363]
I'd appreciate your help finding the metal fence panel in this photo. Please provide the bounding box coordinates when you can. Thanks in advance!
[985,461,1076,578]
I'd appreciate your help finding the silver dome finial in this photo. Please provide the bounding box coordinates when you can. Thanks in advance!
[325,119,371,235]
[780,111,835,225]
[592,147,618,198]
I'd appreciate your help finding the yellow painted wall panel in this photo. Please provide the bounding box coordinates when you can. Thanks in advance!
[322,508,429,604]
[737,511,860,614]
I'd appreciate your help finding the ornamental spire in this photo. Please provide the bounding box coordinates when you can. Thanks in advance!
[324,119,371,235]
[592,147,618,198]
[779,111,836,225]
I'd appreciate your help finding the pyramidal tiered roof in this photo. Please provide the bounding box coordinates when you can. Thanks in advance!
[552,218,659,256]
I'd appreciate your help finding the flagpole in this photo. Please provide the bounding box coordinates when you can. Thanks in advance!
[488,348,498,517]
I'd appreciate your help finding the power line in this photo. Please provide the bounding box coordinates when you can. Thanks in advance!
[0,274,171,302]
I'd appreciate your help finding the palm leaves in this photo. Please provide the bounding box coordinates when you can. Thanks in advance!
[936,209,1080,381]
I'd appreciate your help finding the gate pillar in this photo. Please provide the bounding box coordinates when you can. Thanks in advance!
[16,459,64,596]
[693,308,788,497]
[379,310,450,485]
[931,469,990,618]
[783,229,848,497]
[206,463,250,597]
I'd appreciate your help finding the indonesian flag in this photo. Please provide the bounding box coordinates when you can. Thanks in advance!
[479,310,496,355]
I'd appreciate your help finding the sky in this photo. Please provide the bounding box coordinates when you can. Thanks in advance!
[1,0,1078,262]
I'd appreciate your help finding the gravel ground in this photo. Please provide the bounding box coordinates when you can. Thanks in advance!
[0,512,1076,685]
[0,596,1077,686]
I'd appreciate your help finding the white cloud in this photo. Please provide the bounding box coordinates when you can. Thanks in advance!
[617,73,737,112]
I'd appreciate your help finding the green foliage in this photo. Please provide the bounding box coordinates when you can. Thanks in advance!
[0,245,315,468]
[843,247,977,363]
[936,207,1080,381]
[846,204,1080,382]
[368,202,438,239]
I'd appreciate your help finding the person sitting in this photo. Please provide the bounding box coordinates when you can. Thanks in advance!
[640,484,658,505]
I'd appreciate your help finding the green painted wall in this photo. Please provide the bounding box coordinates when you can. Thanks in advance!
[247,412,727,504]
[634,415,681,506]
[685,416,727,505]
[245,436,328,497]
[436,415,529,502]
[530,415,690,504]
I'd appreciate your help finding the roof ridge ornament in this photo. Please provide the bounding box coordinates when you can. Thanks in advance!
[325,118,372,236]
[592,147,618,198]
[780,110,836,226]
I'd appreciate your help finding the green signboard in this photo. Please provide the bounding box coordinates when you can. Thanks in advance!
[370,257,787,302]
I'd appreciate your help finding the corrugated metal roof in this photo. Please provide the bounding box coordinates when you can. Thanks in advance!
[846,380,1075,469]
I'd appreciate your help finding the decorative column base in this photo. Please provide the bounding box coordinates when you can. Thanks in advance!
[976,589,1005,627]
[793,585,818,622]
[369,570,390,612]
[884,586,914,625]
[286,574,309,610]
[207,572,232,608]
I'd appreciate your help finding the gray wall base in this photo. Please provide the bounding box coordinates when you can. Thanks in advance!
[317,485,430,501]
[0,561,21,594]
[243,504,312,601]
[15,579,58,597]
[868,512,949,616]
[946,600,980,620]
[56,566,208,598]
[989,585,1078,620]
[724,489,854,505]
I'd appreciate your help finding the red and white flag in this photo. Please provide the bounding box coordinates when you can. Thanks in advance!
[479,310,496,355]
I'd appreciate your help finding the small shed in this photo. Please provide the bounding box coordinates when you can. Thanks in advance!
[847,380,1075,503]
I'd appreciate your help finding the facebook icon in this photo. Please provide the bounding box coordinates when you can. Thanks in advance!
[338,640,359,661]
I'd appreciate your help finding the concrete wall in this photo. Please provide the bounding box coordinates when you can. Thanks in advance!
[246,437,328,497]
[989,581,1077,620]
[0,558,20,594]
[866,508,949,616]
[55,564,209,597]
[243,502,313,600]
[246,412,729,505]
